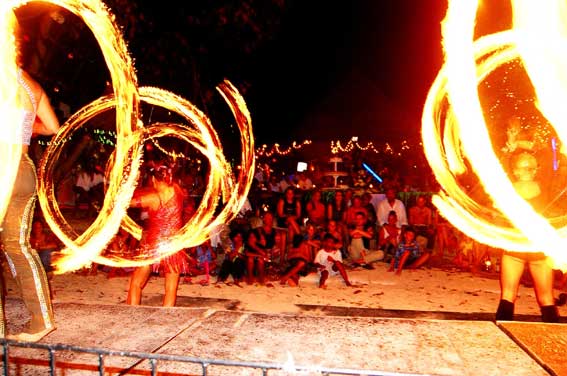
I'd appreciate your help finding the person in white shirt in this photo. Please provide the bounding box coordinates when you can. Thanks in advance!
[376,188,408,228]
[296,172,313,191]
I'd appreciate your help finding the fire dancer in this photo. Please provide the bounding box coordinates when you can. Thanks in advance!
[496,152,559,322]
[126,162,187,307]
[1,13,60,342]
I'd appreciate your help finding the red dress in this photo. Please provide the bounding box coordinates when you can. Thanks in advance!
[139,185,188,274]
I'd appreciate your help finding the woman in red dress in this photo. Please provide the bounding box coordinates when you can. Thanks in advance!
[126,163,187,307]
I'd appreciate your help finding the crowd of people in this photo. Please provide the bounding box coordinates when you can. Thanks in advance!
[28,163,493,293]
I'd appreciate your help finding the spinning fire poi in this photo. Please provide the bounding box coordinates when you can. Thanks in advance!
[422,0,567,321]
[1,0,254,339]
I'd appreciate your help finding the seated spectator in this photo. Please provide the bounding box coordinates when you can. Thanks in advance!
[276,186,301,238]
[408,195,435,250]
[326,190,347,224]
[30,219,59,274]
[361,192,377,226]
[303,222,322,262]
[313,234,352,288]
[296,171,313,191]
[74,162,104,218]
[348,213,384,268]
[194,239,216,285]
[305,189,326,228]
[377,187,408,228]
[378,211,401,262]
[245,228,270,285]
[257,211,284,265]
[268,175,281,193]
[217,230,246,285]
[388,226,430,275]
[344,195,367,228]
[279,234,312,287]
[326,191,348,248]
[325,220,345,257]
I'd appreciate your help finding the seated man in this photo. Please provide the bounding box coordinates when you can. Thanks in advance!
[408,195,435,251]
[348,213,384,268]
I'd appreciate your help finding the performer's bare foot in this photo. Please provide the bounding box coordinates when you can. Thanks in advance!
[395,269,403,276]
[387,267,394,272]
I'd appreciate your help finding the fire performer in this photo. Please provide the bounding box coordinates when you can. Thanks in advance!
[126,162,188,307]
[1,15,60,341]
[496,152,559,323]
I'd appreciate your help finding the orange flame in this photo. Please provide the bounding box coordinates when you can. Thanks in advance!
[422,0,567,271]
[2,1,254,273]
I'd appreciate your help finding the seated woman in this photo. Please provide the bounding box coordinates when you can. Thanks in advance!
[325,220,345,257]
[245,228,270,285]
[279,234,312,287]
[303,222,322,262]
[305,189,326,228]
[276,186,302,238]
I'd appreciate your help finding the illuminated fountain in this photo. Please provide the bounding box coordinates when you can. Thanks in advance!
[324,157,348,188]
[422,0,567,271]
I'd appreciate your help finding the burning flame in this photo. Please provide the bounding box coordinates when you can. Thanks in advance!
[2,1,254,273]
[422,0,567,271]
[0,5,22,226]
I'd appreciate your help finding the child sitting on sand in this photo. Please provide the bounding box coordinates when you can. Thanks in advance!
[388,226,430,275]
[313,233,352,288]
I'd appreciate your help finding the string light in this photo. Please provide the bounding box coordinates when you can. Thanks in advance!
[330,138,380,154]
[255,139,311,157]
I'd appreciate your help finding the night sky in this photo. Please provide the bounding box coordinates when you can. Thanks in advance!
[246,1,446,144]
[18,1,449,145]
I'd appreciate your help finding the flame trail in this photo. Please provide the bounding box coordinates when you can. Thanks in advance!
[2,1,254,273]
[422,0,567,271]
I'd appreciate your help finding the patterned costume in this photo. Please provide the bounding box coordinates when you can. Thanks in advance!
[139,184,188,274]
[0,69,55,336]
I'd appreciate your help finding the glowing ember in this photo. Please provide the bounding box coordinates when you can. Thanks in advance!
[422,0,567,271]
[2,1,254,273]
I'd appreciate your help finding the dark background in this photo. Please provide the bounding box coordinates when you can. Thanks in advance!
[16,1,449,145]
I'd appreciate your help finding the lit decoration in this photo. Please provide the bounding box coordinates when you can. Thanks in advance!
[330,137,379,154]
[1,0,254,273]
[256,139,311,157]
[422,0,567,270]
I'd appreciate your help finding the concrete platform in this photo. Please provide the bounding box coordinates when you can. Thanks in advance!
[1,299,553,375]
[498,321,567,376]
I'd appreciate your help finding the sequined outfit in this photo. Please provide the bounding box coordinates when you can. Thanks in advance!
[0,70,55,336]
[140,185,188,274]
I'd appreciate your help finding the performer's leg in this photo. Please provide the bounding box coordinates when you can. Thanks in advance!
[163,272,180,307]
[499,253,524,302]
[496,253,525,321]
[2,156,54,334]
[127,265,151,305]
[529,257,559,322]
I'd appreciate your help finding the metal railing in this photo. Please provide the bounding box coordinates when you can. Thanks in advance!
[1,339,422,376]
